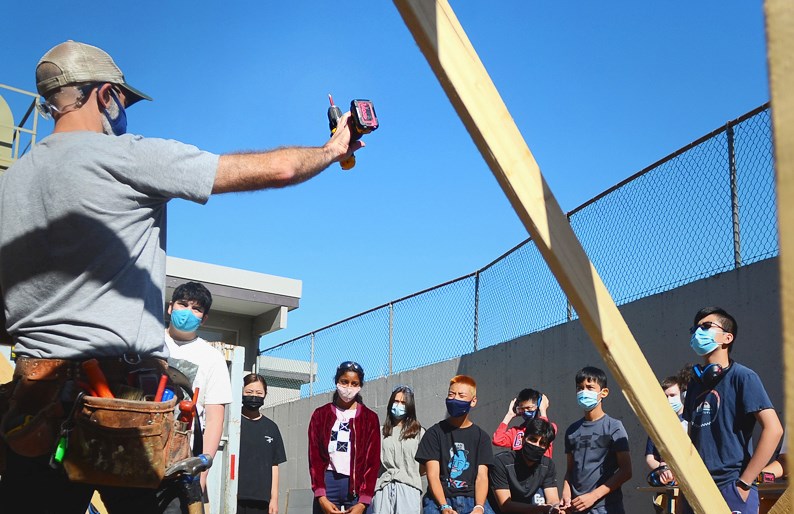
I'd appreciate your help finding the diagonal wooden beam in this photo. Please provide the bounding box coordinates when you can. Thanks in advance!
[766,2,794,512]
[0,352,12,384]
[768,486,792,514]
[392,1,728,512]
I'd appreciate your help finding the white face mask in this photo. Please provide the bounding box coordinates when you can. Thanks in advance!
[668,394,683,413]
[336,384,361,402]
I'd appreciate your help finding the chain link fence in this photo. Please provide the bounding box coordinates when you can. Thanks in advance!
[260,104,776,404]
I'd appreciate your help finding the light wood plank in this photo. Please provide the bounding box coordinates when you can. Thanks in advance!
[0,352,12,384]
[766,1,794,507]
[391,1,728,512]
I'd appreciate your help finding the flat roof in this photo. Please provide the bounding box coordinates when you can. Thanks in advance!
[165,257,302,317]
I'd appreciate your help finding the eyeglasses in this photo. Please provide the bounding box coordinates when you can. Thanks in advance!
[689,321,726,334]
[338,361,362,372]
[36,83,99,120]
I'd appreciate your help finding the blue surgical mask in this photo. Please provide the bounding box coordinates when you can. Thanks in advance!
[170,308,201,332]
[391,403,407,419]
[577,390,601,411]
[446,398,472,418]
[521,409,538,421]
[690,327,719,356]
[102,89,127,136]
[668,395,683,413]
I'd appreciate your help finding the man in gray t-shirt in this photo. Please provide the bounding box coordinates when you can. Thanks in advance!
[0,40,363,514]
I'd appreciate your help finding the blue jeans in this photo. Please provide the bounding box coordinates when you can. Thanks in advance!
[422,495,495,514]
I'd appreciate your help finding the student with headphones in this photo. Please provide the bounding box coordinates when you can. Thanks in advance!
[681,307,783,514]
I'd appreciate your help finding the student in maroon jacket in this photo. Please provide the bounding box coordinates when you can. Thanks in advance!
[308,361,381,514]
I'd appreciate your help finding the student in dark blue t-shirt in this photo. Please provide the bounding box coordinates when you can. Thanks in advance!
[682,307,783,514]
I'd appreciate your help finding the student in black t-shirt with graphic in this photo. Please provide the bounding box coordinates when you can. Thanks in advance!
[415,374,494,514]
[238,374,287,514]
[489,418,561,513]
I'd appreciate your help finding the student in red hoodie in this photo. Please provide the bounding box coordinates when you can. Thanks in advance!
[492,388,557,458]
[309,361,381,514]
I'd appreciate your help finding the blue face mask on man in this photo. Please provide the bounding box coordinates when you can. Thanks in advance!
[171,308,202,333]
[690,327,719,356]
[576,390,601,411]
[102,89,127,136]
[446,398,472,418]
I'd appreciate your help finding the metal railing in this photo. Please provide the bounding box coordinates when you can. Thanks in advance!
[261,104,775,403]
[0,84,42,171]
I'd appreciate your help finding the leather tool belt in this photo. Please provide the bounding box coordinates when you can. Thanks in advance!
[0,356,192,488]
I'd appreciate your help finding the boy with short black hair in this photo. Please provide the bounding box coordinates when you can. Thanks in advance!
[416,375,495,514]
[490,418,561,513]
[164,281,233,495]
[561,366,631,514]
[683,306,782,514]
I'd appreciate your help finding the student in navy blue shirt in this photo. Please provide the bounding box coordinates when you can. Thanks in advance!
[682,307,783,514]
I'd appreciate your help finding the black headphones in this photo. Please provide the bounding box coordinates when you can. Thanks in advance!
[693,362,727,389]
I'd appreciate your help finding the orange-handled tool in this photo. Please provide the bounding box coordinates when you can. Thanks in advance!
[178,387,199,423]
[81,359,114,398]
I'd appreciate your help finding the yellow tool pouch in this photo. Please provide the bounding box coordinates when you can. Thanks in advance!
[63,395,190,489]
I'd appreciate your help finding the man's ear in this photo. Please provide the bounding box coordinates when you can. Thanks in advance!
[166,303,173,315]
[200,313,208,325]
[470,396,478,408]
[96,83,114,110]
[722,332,734,347]
[600,387,610,399]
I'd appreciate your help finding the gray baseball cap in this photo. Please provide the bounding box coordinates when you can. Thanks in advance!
[36,41,152,106]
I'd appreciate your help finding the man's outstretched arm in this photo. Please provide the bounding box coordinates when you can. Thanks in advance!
[213,112,362,193]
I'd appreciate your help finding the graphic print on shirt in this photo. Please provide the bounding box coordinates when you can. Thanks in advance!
[447,442,470,489]
[691,390,721,429]
[512,429,525,450]
[330,420,352,453]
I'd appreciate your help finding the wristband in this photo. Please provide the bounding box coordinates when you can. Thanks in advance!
[439,504,452,511]
[736,478,752,491]
[473,506,484,513]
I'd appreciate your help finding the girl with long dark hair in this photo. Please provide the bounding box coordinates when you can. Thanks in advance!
[372,385,424,514]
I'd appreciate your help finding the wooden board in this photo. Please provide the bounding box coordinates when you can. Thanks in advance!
[766,1,794,511]
[391,1,728,512]
[0,352,12,384]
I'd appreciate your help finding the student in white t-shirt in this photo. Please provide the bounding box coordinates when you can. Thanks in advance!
[164,281,233,497]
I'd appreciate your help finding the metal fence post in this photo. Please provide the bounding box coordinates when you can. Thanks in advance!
[727,123,742,268]
[473,270,480,352]
[309,332,315,397]
[388,302,394,377]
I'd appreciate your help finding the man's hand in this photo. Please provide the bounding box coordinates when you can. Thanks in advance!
[268,498,279,514]
[441,507,458,514]
[571,492,599,512]
[318,496,343,514]
[559,495,572,510]
[325,112,365,163]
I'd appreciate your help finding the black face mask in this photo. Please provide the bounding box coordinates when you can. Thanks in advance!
[242,395,265,410]
[520,442,545,463]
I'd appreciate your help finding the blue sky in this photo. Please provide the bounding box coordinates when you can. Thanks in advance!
[2,1,770,350]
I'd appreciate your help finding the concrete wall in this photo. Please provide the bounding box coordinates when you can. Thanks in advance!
[263,258,783,513]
